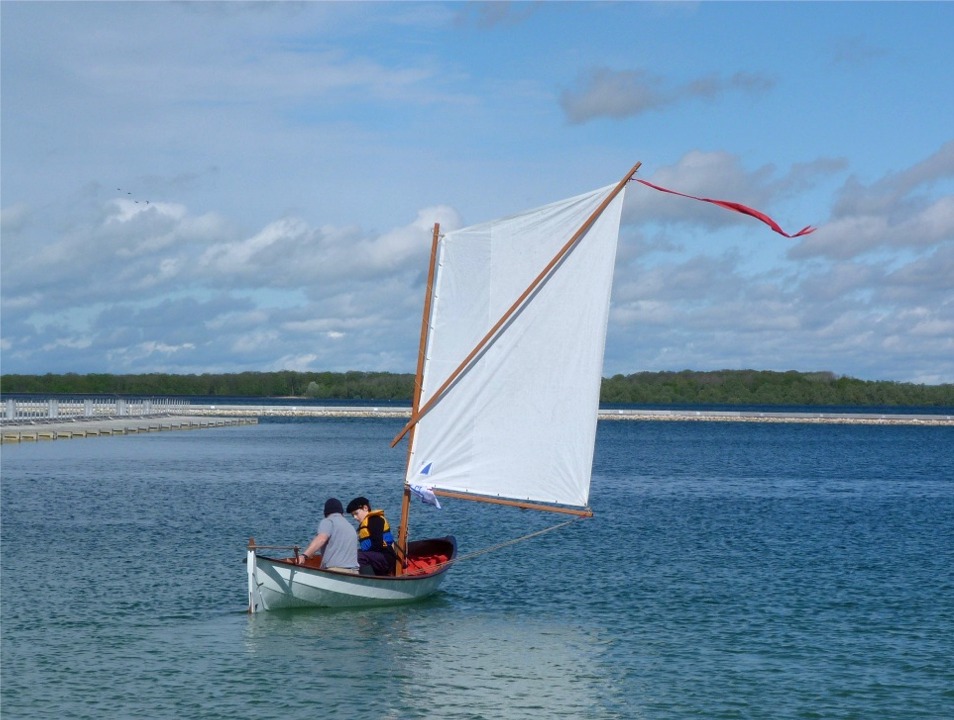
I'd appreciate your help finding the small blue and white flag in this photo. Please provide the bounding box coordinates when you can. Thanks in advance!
[409,483,441,508]
[409,462,441,508]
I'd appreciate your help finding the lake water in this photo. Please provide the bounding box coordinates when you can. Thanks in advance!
[2,417,952,719]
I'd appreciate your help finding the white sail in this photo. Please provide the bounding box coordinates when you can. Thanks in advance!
[405,183,626,508]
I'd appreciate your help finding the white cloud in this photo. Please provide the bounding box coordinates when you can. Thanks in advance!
[603,143,954,382]
[624,150,840,234]
[791,142,954,260]
[0,185,456,375]
[270,353,322,372]
[0,202,30,233]
[560,67,775,124]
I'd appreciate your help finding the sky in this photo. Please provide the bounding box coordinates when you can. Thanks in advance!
[2,1,952,384]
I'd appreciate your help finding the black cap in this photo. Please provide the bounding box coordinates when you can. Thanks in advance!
[324,498,344,517]
[346,497,370,514]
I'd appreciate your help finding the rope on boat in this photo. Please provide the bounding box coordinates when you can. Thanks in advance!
[428,515,588,571]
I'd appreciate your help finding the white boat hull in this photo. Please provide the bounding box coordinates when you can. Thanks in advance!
[247,537,456,611]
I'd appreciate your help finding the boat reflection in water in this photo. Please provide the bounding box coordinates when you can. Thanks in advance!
[243,602,619,717]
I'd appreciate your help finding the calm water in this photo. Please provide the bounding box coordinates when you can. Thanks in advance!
[2,418,952,719]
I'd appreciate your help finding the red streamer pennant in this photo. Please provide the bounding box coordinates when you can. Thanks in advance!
[634,178,815,238]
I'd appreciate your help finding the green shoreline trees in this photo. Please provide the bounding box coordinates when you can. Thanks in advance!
[600,370,954,407]
[2,370,953,407]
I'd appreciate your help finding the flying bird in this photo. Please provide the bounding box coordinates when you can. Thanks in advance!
[116,187,151,205]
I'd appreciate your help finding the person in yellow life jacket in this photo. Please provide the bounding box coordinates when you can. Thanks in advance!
[346,496,397,576]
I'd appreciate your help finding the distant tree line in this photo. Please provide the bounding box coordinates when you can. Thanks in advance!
[2,369,953,407]
[601,370,954,407]
[0,371,414,400]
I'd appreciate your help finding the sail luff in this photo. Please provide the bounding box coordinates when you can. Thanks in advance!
[395,223,441,575]
[390,161,641,447]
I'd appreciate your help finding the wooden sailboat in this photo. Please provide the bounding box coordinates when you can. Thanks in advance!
[246,537,456,611]
[246,164,638,611]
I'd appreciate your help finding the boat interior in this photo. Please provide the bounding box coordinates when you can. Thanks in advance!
[273,536,456,578]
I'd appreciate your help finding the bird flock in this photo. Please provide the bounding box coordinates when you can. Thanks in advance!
[117,187,150,205]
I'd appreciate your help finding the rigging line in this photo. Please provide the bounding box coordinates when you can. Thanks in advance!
[428,515,589,571]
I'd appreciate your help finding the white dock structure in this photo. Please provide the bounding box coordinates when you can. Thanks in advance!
[1,397,256,443]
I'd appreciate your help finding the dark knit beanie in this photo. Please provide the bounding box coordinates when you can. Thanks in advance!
[324,498,344,517]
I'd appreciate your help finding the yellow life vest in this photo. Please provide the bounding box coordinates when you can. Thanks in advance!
[357,510,394,551]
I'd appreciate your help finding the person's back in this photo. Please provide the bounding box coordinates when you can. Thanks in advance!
[299,497,359,572]
[318,512,359,571]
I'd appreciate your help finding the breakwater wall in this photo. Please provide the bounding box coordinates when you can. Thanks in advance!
[185,404,954,426]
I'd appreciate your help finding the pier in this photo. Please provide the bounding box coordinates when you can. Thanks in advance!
[1,415,257,443]
[1,396,258,443]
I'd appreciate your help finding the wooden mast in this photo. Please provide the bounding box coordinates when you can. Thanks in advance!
[395,222,441,575]
[391,161,641,449]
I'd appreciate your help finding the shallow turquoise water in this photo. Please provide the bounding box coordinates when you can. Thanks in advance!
[2,418,953,719]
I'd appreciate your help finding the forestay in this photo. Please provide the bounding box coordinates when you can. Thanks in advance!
[405,184,627,509]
